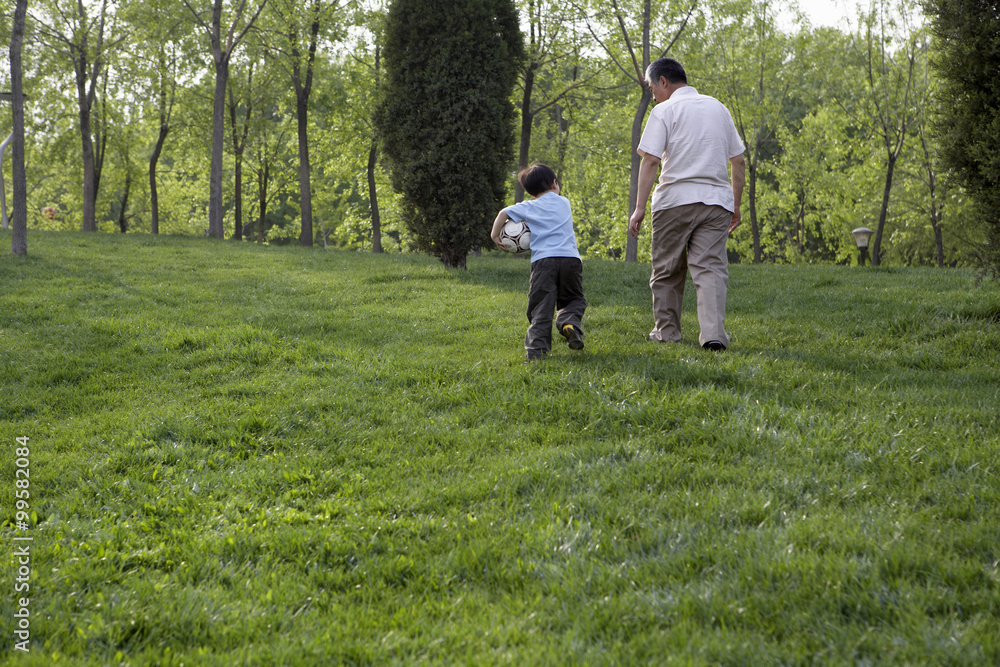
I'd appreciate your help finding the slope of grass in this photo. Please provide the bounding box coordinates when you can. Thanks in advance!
[1,230,998,665]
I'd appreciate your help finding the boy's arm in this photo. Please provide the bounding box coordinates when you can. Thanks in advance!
[491,209,511,249]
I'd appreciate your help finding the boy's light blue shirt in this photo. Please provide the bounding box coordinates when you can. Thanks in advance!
[503,192,580,263]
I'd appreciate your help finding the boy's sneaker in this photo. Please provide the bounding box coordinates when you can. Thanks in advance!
[561,324,584,350]
[703,340,726,351]
[526,349,547,362]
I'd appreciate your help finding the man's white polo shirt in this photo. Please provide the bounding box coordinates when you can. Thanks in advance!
[637,86,745,214]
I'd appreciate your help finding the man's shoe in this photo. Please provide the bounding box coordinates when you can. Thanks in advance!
[703,340,726,351]
[526,349,547,362]
[561,324,584,350]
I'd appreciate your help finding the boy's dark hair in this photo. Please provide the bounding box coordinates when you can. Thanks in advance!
[646,58,687,86]
[518,163,558,197]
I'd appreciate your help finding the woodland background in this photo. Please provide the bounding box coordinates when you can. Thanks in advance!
[0,0,974,267]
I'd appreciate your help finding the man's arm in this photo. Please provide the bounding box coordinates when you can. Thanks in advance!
[628,150,661,238]
[729,154,745,235]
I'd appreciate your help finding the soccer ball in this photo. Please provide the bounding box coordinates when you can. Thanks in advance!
[499,220,531,254]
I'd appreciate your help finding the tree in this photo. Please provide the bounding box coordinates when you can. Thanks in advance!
[148,45,177,235]
[894,48,951,267]
[846,0,926,265]
[581,0,696,262]
[264,0,345,247]
[772,103,879,264]
[112,136,136,233]
[123,0,193,235]
[377,0,523,268]
[226,48,281,241]
[711,0,792,264]
[227,62,254,241]
[9,0,28,254]
[322,9,404,253]
[514,0,595,202]
[367,42,382,253]
[34,0,124,232]
[561,79,636,259]
[924,0,1000,277]
[245,105,293,243]
[182,0,268,239]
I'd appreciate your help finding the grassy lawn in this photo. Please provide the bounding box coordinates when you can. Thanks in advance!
[1,230,999,665]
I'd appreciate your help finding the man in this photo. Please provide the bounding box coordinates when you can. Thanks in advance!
[628,57,745,351]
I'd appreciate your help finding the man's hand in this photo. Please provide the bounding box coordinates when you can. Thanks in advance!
[629,207,646,239]
[729,155,745,236]
[728,208,741,235]
[630,151,660,239]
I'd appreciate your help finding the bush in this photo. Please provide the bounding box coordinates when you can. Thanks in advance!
[376,0,523,268]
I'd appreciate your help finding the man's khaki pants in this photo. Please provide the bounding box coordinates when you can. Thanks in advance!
[648,203,731,348]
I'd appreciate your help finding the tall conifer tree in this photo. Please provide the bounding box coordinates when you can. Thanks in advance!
[925,0,1000,276]
[377,0,523,268]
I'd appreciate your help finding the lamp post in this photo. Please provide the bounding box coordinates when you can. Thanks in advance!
[852,227,874,266]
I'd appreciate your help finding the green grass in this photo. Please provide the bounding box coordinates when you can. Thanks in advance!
[1,230,999,665]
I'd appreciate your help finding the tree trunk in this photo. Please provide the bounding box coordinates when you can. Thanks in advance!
[556,104,569,177]
[748,159,761,263]
[209,60,228,238]
[368,42,382,253]
[871,153,897,266]
[94,74,108,203]
[368,138,382,253]
[515,64,537,203]
[234,155,244,240]
[256,156,269,243]
[930,163,944,268]
[920,132,943,268]
[626,87,653,262]
[296,93,313,246]
[76,60,98,232]
[190,0,268,238]
[80,121,97,231]
[228,68,253,242]
[117,170,131,233]
[149,52,171,236]
[933,213,944,268]
[10,0,28,255]
[149,124,168,235]
[795,191,806,255]
[290,7,320,247]
[440,246,467,269]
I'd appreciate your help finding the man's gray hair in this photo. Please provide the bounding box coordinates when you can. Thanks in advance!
[646,58,687,85]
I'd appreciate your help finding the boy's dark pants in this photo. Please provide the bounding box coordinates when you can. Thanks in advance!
[525,257,586,353]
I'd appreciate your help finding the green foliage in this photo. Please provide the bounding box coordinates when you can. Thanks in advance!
[2,231,1000,663]
[770,105,881,264]
[925,0,1000,278]
[377,0,524,268]
[705,0,796,263]
[312,31,410,252]
[5,0,985,268]
[564,90,638,260]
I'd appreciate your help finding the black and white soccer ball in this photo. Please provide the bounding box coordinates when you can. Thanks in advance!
[499,220,531,254]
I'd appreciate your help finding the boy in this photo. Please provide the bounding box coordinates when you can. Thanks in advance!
[491,163,586,361]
